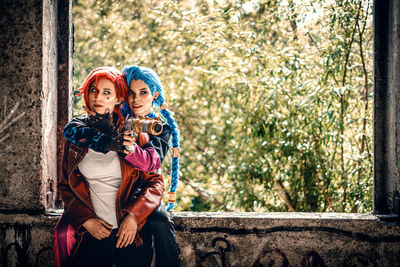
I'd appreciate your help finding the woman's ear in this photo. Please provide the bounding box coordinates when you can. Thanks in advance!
[116,98,123,106]
[153,91,159,101]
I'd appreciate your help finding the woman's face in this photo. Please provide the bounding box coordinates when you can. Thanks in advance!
[128,79,155,117]
[88,78,120,114]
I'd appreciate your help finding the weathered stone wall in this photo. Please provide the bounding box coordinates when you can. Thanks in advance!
[0,0,45,213]
[1,212,400,267]
[175,213,400,266]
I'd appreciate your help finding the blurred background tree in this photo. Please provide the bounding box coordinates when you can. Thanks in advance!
[73,0,373,212]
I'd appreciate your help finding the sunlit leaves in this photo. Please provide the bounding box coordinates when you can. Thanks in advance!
[73,0,373,212]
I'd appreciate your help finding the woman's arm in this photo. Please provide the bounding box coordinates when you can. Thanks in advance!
[64,116,125,154]
[64,116,109,152]
[115,171,164,248]
[124,123,171,172]
[121,172,164,228]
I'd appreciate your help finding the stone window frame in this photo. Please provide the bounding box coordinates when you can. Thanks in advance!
[42,0,73,213]
[46,0,399,219]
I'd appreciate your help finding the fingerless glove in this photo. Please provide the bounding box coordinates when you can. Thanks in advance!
[89,112,117,136]
[103,133,127,154]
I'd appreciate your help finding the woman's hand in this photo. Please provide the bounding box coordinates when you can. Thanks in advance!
[123,131,150,154]
[84,106,116,136]
[82,218,112,240]
[123,131,137,154]
[116,214,138,248]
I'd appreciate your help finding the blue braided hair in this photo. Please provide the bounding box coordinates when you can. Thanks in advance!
[121,65,180,211]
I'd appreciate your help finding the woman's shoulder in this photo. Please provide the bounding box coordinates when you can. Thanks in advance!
[161,121,170,133]
[65,114,90,127]
[155,118,170,135]
[154,119,170,141]
[143,117,170,142]
[145,115,170,135]
[158,118,169,126]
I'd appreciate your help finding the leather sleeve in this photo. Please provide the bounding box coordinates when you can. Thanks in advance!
[57,141,95,233]
[122,172,164,228]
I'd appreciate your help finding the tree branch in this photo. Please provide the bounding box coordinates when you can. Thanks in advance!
[312,133,334,211]
[180,176,232,211]
[275,179,296,211]
[341,1,362,212]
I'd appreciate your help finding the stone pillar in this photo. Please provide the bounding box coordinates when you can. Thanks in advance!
[0,0,47,213]
[0,0,72,213]
[373,0,400,217]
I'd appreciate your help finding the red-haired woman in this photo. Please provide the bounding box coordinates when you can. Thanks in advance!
[54,67,163,267]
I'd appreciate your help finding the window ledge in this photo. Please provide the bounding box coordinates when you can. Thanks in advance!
[1,211,400,266]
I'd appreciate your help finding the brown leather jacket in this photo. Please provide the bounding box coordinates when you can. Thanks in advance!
[58,140,164,237]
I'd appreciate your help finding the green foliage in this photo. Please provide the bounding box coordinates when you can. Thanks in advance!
[73,0,373,212]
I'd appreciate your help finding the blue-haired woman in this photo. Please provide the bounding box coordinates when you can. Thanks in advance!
[61,65,181,267]
[121,65,180,267]
[121,65,180,211]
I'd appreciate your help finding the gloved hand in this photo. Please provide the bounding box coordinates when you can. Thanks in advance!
[104,131,138,155]
[88,108,117,136]
[104,133,126,154]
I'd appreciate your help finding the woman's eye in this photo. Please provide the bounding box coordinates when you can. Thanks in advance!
[104,91,111,95]
[140,91,148,95]
[89,87,96,93]
[128,91,134,95]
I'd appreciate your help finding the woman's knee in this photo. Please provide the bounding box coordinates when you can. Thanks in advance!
[148,205,172,230]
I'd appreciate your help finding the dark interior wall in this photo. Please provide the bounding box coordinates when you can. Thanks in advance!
[0,0,45,213]
[374,0,400,216]
[56,0,73,210]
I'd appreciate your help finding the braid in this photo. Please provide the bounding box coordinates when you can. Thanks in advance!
[159,108,180,148]
[160,107,180,211]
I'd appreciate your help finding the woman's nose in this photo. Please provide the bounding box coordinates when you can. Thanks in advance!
[95,93,104,100]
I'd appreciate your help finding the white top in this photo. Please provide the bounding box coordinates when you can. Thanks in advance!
[78,149,122,229]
